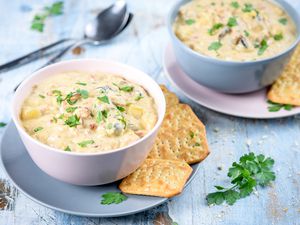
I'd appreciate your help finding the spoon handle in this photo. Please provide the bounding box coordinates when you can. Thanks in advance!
[14,41,88,92]
[0,38,73,73]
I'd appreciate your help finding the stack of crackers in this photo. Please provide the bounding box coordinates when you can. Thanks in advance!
[119,85,210,198]
[268,44,300,105]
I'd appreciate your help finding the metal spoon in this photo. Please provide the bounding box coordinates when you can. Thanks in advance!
[0,0,128,73]
[13,13,133,91]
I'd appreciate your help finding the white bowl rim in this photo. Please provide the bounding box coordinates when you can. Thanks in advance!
[11,58,166,156]
[167,0,300,65]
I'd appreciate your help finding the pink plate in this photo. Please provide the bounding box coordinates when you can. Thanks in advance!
[163,44,300,119]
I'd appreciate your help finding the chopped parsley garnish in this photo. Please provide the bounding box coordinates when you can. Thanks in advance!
[267,100,293,112]
[208,41,222,51]
[58,114,65,120]
[116,106,125,112]
[208,23,223,35]
[227,17,238,27]
[31,1,64,32]
[211,2,216,6]
[76,89,89,99]
[76,82,87,86]
[64,146,71,151]
[231,1,240,9]
[102,110,108,119]
[98,95,110,104]
[185,19,196,25]
[207,152,275,206]
[96,110,108,123]
[258,39,268,56]
[0,122,7,128]
[279,18,288,25]
[52,90,63,104]
[66,107,77,113]
[78,140,94,148]
[64,115,80,127]
[120,86,134,92]
[101,192,128,205]
[274,33,283,41]
[194,142,200,147]
[189,131,195,139]
[135,93,144,101]
[244,30,250,37]
[113,83,134,92]
[34,127,43,132]
[39,94,45,99]
[242,3,253,12]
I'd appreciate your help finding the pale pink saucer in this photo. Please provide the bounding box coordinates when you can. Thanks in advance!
[163,44,300,119]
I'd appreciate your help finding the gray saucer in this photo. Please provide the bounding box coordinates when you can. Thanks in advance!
[0,122,200,217]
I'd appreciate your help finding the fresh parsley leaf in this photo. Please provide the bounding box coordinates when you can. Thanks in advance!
[231,1,240,9]
[76,82,87,86]
[208,41,222,51]
[64,146,71,151]
[258,39,268,56]
[242,3,253,12]
[96,110,108,123]
[31,2,63,32]
[98,96,110,104]
[65,115,80,127]
[244,30,250,37]
[267,100,293,112]
[185,19,195,25]
[120,86,134,92]
[39,94,45,99]
[208,23,223,35]
[116,105,125,112]
[34,127,43,132]
[65,92,78,105]
[101,192,128,205]
[274,33,283,41]
[44,1,63,15]
[135,93,144,101]
[0,122,7,128]
[227,17,237,27]
[194,142,200,147]
[78,140,94,148]
[207,152,275,206]
[279,18,288,25]
[66,107,77,113]
[52,90,63,104]
[52,90,62,95]
[76,89,89,99]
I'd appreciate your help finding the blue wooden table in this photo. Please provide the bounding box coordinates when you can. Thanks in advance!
[1,0,300,224]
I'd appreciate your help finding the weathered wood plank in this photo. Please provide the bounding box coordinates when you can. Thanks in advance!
[0,0,300,224]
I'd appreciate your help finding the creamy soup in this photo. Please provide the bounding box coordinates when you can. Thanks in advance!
[174,0,297,61]
[20,72,158,153]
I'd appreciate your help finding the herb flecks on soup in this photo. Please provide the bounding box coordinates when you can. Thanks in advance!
[174,0,297,61]
[20,72,158,153]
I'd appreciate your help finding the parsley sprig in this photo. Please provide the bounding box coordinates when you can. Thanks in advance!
[0,122,7,128]
[31,1,64,32]
[101,192,128,205]
[207,152,276,206]
[267,100,293,112]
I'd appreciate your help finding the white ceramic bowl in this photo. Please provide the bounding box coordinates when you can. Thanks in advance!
[11,59,166,186]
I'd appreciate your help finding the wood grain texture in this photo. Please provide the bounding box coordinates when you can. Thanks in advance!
[1,0,300,224]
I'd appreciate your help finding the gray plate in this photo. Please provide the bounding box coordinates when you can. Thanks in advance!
[0,122,200,217]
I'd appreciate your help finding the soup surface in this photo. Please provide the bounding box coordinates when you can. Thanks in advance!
[20,71,157,153]
[174,0,297,61]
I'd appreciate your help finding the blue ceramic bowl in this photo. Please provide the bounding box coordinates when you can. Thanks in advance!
[168,0,300,94]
